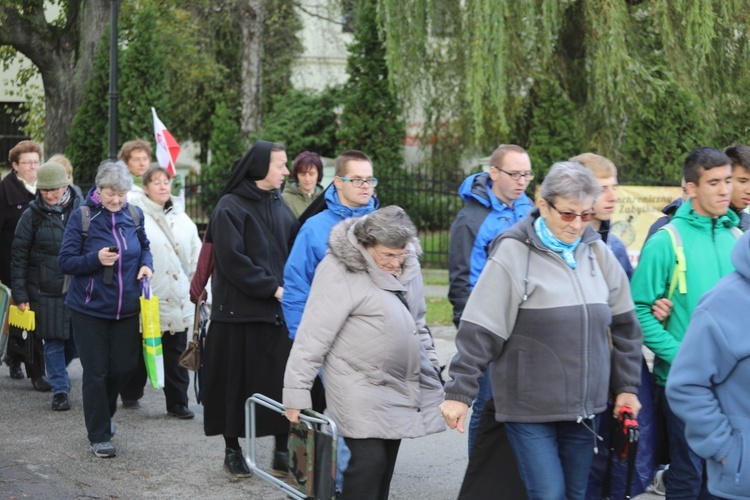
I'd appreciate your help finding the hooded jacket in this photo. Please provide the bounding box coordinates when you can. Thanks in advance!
[282,184,378,338]
[133,194,201,333]
[631,199,740,386]
[10,188,82,339]
[209,141,299,323]
[448,172,533,326]
[59,187,153,320]
[281,181,324,218]
[666,230,750,500]
[444,209,642,423]
[283,217,445,439]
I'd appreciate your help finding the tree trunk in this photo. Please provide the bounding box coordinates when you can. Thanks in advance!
[0,0,110,155]
[239,0,264,138]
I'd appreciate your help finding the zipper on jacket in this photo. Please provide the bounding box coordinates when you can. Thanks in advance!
[737,431,744,485]
[111,212,123,320]
[85,277,94,305]
[572,266,593,418]
[529,238,595,419]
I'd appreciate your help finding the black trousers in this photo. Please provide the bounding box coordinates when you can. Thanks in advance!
[458,398,527,500]
[71,311,140,443]
[120,329,189,409]
[341,438,401,500]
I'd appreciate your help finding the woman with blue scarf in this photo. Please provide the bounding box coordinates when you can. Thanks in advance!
[441,162,643,500]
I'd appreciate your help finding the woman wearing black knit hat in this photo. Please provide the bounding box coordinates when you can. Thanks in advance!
[202,140,300,478]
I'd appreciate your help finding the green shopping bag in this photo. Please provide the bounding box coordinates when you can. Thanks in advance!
[140,278,164,389]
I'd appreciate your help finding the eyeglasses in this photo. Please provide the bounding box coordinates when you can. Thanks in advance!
[372,247,408,262]
[40,186,66,194]
[492,166,535,181]
[18,160,41,167]
[339,176,378,188]
[547,200,596,222]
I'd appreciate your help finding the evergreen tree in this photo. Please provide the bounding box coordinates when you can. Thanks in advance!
[527,80,583,179]
[199,102,245,216]
[119,3,168,146]
[337,0,405,175]
[259,87,340,158]
[64,30,111,187]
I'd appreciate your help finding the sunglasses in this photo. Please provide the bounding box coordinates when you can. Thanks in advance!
[547,200,596,222]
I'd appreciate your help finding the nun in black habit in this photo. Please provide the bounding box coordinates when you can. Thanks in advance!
[202,140,299,477]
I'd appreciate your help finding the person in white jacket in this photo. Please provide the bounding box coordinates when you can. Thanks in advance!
[119,166,201,418]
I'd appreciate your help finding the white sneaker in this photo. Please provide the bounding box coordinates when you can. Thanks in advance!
[647,465,668,496]
[90,441,116,458]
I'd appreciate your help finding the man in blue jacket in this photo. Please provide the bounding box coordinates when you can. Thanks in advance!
[282,150,378,339]
[282,149,378,492]
[447,144,534,455]
[666,230,750,500]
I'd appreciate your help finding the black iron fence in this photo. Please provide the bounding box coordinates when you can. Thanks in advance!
[183,167,465,269]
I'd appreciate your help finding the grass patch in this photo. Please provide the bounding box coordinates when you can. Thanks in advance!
[423,269,449,286]
[425,296,453,326]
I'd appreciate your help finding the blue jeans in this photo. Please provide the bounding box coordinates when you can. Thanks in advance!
[468,369,493,454]
[43,338,77,395]
[658,385,719,500]
[505,419,598,500]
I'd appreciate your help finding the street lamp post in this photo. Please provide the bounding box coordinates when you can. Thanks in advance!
[108,0,120,160]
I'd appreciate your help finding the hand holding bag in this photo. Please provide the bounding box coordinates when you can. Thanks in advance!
[140,278,165,389]
[8,304,36,364]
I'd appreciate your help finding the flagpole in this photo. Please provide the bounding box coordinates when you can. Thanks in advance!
[108,0,120,160]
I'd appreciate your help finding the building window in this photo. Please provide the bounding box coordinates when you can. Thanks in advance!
[0,102,30,169]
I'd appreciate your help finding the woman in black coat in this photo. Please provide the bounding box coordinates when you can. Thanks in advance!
[0,140,48,389]
[11,162,82,410]
[202,140,299,478]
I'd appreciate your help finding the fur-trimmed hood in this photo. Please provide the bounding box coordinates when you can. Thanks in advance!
[327,216,422,289]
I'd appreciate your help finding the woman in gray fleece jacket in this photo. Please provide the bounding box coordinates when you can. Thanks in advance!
[440,162,642,500]
[283,206,445,500]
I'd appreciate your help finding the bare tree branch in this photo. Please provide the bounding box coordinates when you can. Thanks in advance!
[290,0,344,26]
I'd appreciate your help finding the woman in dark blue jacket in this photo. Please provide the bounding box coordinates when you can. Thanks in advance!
[59,161,153,459]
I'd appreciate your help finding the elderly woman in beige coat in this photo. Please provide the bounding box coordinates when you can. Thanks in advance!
[284,205,445,500]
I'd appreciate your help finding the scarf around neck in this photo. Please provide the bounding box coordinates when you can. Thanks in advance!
[534,216,580,268]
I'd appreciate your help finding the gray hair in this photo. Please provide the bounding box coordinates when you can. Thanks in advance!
[541,161,601,204]
[95,160,133,192]
[354,205,417,249]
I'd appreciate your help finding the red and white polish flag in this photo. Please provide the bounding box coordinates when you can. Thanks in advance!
[151,107,180,178]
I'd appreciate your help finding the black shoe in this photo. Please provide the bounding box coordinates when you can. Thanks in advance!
[51,393,70,411]
[8,363,23,380]
[31,376,51,392]
[223,448,252,478]
[167,404,195,420]
[270,451,289,478]
[122,399,141,409]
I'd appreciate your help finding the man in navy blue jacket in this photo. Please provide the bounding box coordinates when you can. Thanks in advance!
[448,144,534,455]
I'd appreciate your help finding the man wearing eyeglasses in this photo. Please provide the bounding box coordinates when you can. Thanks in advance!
[448,144,534,457]
[631,147,741,499]
[282,149,378,494]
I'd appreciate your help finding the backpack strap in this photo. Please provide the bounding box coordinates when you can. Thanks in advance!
[126,204,148,249]
[660,223,686,301]
[80,206,91,239]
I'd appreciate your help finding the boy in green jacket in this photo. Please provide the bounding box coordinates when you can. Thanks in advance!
[631,146,740,498]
